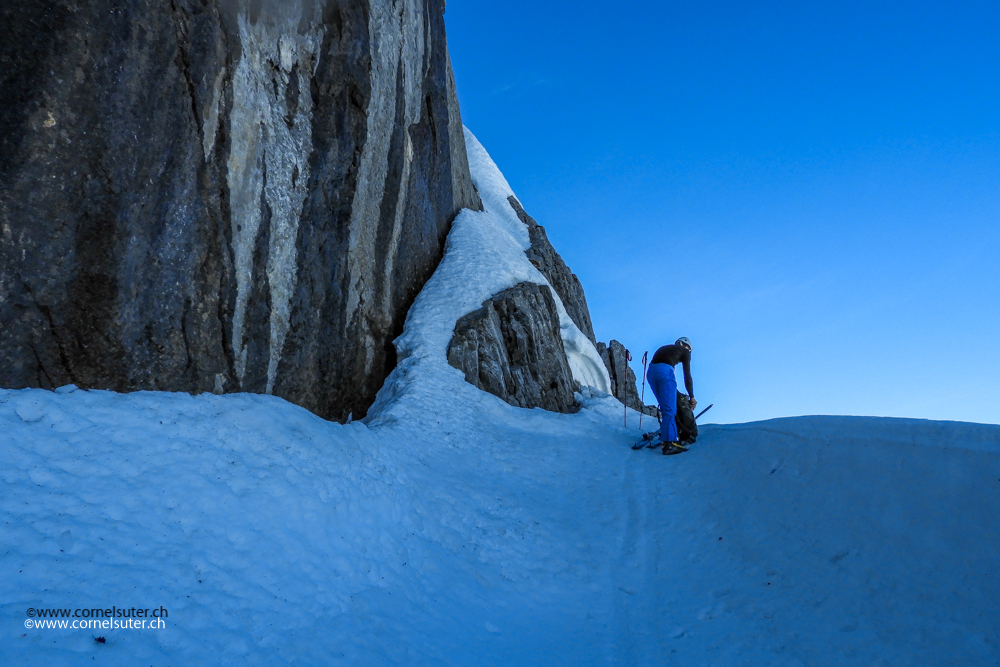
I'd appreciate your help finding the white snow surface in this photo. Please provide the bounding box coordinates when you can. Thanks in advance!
[394,127,611,395]
[4,133,1000,665]
[4,388,999,665]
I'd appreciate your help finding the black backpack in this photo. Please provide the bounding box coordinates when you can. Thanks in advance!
[676,393,698,445]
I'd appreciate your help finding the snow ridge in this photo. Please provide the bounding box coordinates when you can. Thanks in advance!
[371,126,610,424]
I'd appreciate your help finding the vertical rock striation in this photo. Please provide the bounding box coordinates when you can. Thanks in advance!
[447,282,579,413]
[0,0,480,421]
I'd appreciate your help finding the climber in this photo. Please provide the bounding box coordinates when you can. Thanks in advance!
[647,337,696,455]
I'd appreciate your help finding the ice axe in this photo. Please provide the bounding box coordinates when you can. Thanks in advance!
[694,404,714,421]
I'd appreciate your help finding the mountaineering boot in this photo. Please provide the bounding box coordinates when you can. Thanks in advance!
[662,441,688,455]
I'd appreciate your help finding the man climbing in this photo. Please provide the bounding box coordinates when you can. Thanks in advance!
[647,337,697,455]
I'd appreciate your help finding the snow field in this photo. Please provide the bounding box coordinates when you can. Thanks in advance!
[3,387,998,665]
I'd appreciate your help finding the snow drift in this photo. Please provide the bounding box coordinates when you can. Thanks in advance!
[3,132,999,665]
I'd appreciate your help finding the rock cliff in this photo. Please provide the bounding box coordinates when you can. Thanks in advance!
[508,196,596,345]
[444,188,608,414]
[597,340,660,418]
[447,282,578,414]
[0,0,480,421]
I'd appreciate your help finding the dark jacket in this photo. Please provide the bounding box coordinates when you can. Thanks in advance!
[651,344,693,398]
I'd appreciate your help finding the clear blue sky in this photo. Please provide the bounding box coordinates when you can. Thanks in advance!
[444,0,999,425]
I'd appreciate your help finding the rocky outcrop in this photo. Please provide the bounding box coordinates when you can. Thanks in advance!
[0,0,480,421]
[447,282,579,413]
[508,196,596,345]
[597,340,660,417]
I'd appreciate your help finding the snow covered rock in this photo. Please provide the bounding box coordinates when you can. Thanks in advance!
[389,126,610,408]
[0,0,479,422]
[509,196,598,345]
[447,282,579,413]
[375,126,611,405]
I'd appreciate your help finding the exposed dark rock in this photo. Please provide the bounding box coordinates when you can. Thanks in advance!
[596,340,660,417]
[0,0,481,421]
[507,196,596,345]
[448,282,579,413]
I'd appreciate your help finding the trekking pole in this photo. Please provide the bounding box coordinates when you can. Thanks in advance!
[624,349,632,427]
[694,404,714,421]
[638,351,648,430]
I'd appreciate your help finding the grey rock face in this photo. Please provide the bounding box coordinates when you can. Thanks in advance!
[0,0,480,421]
[507,196,596,345]
[447,282,579,414]
[596,340,659,417]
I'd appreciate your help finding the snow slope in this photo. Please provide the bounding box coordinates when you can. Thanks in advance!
[3,132,999,665]
[3,389,998,665]
[388,127,611,395]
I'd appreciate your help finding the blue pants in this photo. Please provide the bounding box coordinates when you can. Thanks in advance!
[647,363,678,442]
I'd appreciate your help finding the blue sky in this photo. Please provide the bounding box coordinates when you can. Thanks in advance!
[445,0,1000,425]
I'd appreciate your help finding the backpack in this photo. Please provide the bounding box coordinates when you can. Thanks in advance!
[676,393,698,445]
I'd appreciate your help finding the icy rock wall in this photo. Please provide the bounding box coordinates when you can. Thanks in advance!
[0,0,480,421]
